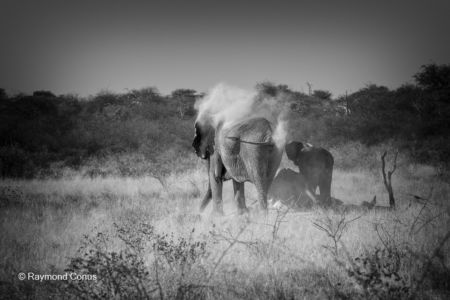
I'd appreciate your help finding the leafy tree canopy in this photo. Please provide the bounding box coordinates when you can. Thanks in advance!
[313,89,332,100]
[170,89,197,99]
[414,63,450,90]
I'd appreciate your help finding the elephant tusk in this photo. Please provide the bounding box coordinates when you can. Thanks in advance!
[305,189,317,203]
[226,136,275,146]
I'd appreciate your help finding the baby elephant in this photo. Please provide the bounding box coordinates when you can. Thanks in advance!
[285,141,334,206]
[268,168,316,209]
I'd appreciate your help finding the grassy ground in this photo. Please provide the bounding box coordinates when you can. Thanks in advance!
[0,159,449,299]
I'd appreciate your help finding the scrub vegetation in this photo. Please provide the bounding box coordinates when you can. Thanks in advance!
[0,63,449,299]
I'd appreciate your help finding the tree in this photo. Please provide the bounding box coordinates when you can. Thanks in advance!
[313,89,332,100]
[33,90,56,98]
[170,88,197,99]
[126,87,162,103]
[256,81,278,97]
[0,88,6,100]
[414,63,450,90]
[255,81,292,97]
[170,89,198,118]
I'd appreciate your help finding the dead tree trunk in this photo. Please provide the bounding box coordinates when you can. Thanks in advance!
[381,151,398,209]
[345,90,350,116]
[306,82,312,96]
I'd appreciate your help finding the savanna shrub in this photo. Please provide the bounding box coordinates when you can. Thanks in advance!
[63,223,209,299]
[345,247,411,299]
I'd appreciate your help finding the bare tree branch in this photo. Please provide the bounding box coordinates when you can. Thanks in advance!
[207,224,248,282]
[381,151,397,209]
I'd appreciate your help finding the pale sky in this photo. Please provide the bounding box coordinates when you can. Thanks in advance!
[1,0,449,97]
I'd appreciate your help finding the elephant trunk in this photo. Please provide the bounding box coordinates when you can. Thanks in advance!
[199,158,212,211]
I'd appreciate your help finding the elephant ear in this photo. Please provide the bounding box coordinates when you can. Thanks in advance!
[192,120,215,159]
[192,122,204,156]
[285,141,303,162]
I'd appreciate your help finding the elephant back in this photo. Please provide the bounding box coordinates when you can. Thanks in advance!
[223,117,274,144]
[216,117,278,183]
[301,147,334,171]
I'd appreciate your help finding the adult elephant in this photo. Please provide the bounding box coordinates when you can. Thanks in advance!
[192,117,282,214]
[285,141,334,206]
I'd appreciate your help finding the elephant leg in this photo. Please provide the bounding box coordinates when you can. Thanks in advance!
[319,170,332,206]
[251,163,270,212]
[254,179,268,211]
[233,180,248,214]
[210,167,224,215]
[199,158,212,212]
[268,147,283,183]
[300,169,316,196]
[305,180,321,204]
[199,181,212,212]
[213,152,224,182]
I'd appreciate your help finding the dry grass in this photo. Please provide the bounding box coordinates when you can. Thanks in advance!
[0,162,449,299]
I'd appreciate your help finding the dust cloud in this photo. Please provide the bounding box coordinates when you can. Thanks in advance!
[195,83,288,148]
